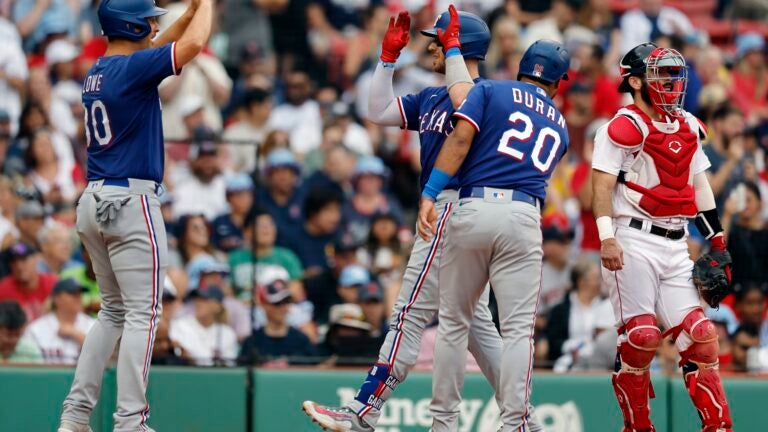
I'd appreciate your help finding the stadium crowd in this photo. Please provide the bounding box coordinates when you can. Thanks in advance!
[0,0,767,375]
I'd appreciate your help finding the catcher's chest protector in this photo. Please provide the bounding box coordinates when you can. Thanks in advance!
[619,105,699,218]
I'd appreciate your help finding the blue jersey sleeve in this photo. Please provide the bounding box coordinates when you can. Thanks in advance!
[452,82,489,132]
[398,92,422,131]
[125,43,180,88]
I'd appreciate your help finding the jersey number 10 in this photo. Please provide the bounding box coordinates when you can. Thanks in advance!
[497,111,561,173]
[84,100,113,147]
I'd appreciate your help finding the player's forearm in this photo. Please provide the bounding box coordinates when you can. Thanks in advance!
[592,169,618,240]
[175,0,213,68]
[368,62,403,126]
[153,6,196,48]
[693,171,727,245]
[444,48,473,109]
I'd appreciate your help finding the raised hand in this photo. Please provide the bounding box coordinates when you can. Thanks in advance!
[380,11,411,63]
[437,4,461,52]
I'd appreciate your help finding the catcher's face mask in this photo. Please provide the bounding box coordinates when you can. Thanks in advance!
[645,47,688,118]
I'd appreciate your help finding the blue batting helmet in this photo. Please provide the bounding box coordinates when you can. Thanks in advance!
[98,0,167,41]
[420,11,491,60]
[518,40,570,84]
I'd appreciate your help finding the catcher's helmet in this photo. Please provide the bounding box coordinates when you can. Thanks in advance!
[98,0,167,41]
[420,11,491,60]
[518,40,570,84]
[617,42,657,92]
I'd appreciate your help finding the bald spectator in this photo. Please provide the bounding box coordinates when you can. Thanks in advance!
[0,300,42,363]
[619,0,693,55]
[0,242,57,321]
[37,221,77,275]
[25,278,93,365]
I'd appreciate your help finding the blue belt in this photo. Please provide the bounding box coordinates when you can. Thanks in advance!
[459,186,540,208]
[101,178,161,194]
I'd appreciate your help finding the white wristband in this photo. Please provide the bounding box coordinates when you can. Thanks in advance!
[596,216,615,241]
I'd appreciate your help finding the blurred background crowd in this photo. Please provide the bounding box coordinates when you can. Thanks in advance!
[0,0,767,376]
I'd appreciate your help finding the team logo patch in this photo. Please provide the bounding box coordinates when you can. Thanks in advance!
[533,64,544,77]
[492,191,505,199]
[668,141,682,154]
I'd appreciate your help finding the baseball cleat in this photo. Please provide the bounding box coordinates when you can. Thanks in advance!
[57,420,93,432]
[302,400,374,432]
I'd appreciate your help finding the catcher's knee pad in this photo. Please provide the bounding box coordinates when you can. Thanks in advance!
[619,314,661,370]
[679,308,718,366]
[354,363,400,410]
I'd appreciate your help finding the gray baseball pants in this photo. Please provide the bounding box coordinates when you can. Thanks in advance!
[431,193,543,432]
[61,179,167,432]
[347,190,541,431]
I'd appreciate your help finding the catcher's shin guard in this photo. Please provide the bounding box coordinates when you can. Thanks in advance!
[613,315,661,432]
[677,310,732,430]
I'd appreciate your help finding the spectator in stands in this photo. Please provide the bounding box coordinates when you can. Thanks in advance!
[730,32,767,121]
[522,0,583,49]
[60,244,100,315]
[485,17,522,81]
[0,241,56,321]
[171,130,227,220]
[0,113,12,176]
[723,182,768,286]
[258,149,304,244]
[14,201,45,248]
[336,264,368,307]
[239,279,315,365]
[229,208,304,300]
[45,39,80,96]
[25,128,80,205]
[546,260,612,371]
[268,70,322,158]
[570,119,606,262]
[36,221,77,275]
[304,237,361,324]
[327,102,373,156]
[212,173,254,253]
[177,96,208,140]
[358,278,387,342]
[340,4,388,87]
[252,265,316,342]
[0,300,42,363]
[150,319,188,366]
[618,0,693,55]
[170,285,238,367]
[12,1,77,53]
[0,177,17,250]
[366,211,404,285]
[730,324,760,372]
[27,65,77,140]
[342,156,404,245]
[220,0,274,75]
[319,303,379,364]
[304,144,356,199]
[0,17,27,137]
[539,216,575,318]
[24,278,93,365]
[733,283,766,328]
[169,214,218,292]
[705,105,747,201]
[223,88,272,173]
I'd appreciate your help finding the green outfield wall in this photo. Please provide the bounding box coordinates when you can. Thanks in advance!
[0,367,765,431]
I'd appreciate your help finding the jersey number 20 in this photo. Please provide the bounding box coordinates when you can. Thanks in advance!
[497,112,561,172]
[84,100,113,147]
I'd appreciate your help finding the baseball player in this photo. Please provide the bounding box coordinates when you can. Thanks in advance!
[591,43,733,432]
[418,39,571,432]
[58,1,212,431]
[303,8,545,432]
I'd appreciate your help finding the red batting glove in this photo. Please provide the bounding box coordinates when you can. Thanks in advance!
[436,4,461,51]
[380,11,410,63]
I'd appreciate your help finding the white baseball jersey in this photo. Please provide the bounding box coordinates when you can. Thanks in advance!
[169,315,238,366]
[25,313,95,365]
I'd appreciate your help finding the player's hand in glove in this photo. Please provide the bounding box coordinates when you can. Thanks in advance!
[437,4,461,52]
[694,235,733,308]
[418,197,437,241]
[380,11,410,63]
[600,238,624,271]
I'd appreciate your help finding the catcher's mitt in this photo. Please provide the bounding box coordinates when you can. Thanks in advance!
[692,250,733,308]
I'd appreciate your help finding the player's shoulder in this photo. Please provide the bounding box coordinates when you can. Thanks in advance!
[681,110,708,141]
[605,107,646,148]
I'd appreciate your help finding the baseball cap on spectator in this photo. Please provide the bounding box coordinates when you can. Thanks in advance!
[353,156,389,180]
[328,303,372,331]
[706,305,739,335]
[225,173,254,193]
[359,280,383,303]
[257,279,292,305]
[243,88,271,108]
[16,201,45,220]
[333,237,360,255]
[240,41,266,62]
[186,285,224,303]
[256,264,291,286]
[736,32,765,60]
[542,213,574,243]
[7,242,37,261]
[188,127,218,159]
[265,149,300,174]
[45,40,79,65]
[187,256,229,290]
[339,265,370,287]
[179,95,205,119]
[52,278,87,296]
